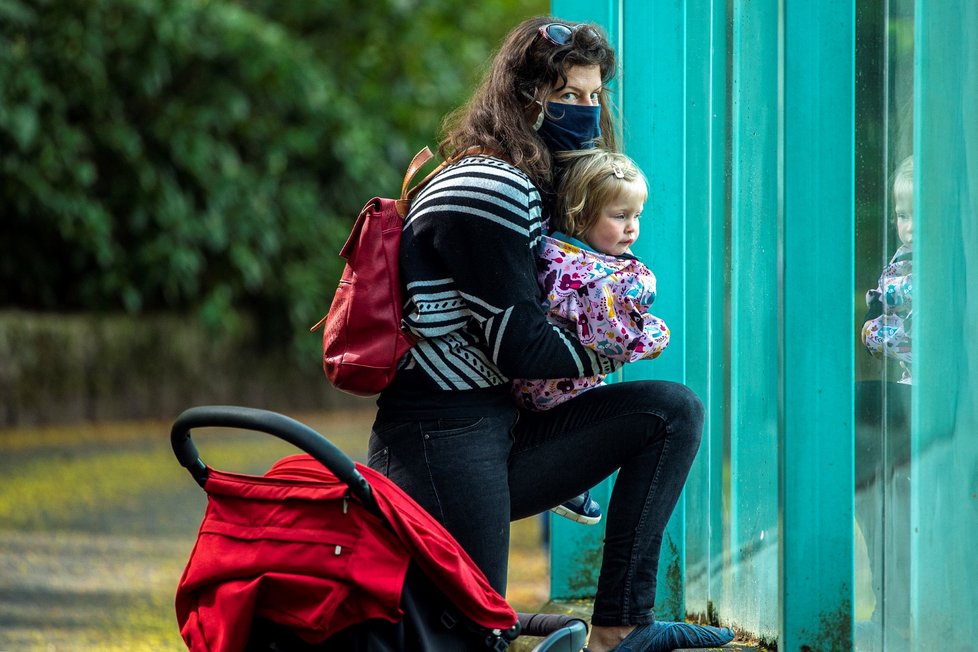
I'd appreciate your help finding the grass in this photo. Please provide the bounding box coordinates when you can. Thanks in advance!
[0,409,549,650]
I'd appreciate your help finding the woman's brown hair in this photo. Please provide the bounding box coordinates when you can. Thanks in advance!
[439,16,620,194]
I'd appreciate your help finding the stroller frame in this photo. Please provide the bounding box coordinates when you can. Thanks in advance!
[171,405,588,652]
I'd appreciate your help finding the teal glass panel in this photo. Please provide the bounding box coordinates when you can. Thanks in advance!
[781,2,856,651]
[722,0,780,642]
[853,1,914,650]
[680,0,727,628]
[550,0,694,619]
[618,0,688,621]
[911,1,978,648]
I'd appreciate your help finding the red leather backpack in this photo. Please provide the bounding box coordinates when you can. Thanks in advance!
[312,147,488,396]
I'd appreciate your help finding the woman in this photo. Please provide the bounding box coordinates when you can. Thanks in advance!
[368,16,734,652]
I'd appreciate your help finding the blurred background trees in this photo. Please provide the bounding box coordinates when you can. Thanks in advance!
[0,0,546,361]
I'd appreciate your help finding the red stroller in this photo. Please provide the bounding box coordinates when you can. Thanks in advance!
[171,406,588,651]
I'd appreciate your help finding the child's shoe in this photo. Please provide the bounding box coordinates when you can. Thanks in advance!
[551,490,602,525]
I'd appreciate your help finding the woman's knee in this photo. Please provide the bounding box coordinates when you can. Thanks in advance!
[628,379,703,420]
[673,382,705,432]
[627,380,704,448]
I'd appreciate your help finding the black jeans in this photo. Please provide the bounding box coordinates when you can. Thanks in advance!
[368,380,704,627]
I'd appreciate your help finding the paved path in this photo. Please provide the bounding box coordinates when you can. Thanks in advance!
[0,409,547,651]
[0,410,375,651]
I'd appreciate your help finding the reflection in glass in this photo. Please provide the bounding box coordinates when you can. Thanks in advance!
[861,156,913,386]
[854,7,915,635]
[854,4,914,645]
[855,157,913,652]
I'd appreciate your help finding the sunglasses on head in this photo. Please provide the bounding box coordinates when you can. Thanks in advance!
[537,23,597,46]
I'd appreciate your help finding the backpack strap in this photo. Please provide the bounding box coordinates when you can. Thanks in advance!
[395,146,435,213]
[394,145,506,218]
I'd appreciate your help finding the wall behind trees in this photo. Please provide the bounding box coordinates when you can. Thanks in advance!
[0,310,368,427]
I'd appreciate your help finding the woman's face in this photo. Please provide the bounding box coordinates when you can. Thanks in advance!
[548,64,603,106]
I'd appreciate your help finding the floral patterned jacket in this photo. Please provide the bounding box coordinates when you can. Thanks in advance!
[512,234,670,410]
[861,243,912,383]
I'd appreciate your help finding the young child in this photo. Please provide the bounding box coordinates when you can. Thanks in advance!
[514,149,671,524]
[862,155,913,384]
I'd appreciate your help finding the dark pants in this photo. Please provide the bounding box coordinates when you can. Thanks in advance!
[368,380,704,627]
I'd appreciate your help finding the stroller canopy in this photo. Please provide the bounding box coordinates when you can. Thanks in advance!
[176,454,516,652]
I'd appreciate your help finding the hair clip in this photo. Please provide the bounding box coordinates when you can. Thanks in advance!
[611,164,625,179]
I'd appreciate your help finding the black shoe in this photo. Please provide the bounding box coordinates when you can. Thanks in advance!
[551,490,602,525]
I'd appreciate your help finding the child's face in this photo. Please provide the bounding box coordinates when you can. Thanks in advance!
[582,177,647,256]
[894,189,913,245]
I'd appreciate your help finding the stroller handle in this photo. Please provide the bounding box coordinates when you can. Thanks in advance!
[517,612,588,639]
[170,405,374,509]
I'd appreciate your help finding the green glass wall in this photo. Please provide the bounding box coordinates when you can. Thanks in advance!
[549,1,978,649]
[853,2,914,649]
[854,2,978,650]
[910,1,978,649]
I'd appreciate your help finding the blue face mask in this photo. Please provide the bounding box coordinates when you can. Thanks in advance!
[537,102,601,153]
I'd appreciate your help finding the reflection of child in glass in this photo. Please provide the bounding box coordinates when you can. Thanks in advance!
[514,150,671,525]
[862,155,913,384]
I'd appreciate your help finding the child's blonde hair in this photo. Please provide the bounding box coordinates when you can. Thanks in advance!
[553,149,648,238]
[892,155,913,210]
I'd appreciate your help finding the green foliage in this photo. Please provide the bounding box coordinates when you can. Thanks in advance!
[0,0,545,354]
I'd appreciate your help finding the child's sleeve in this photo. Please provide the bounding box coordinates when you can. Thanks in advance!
[878,247,913,313]
[544,252,670,363]
[861,313,912,364]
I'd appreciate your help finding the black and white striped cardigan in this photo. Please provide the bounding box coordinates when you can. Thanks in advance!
[398,155,619,391]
